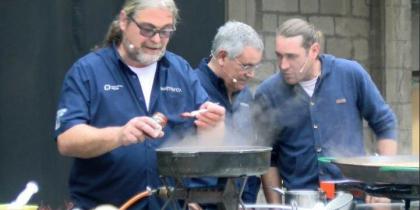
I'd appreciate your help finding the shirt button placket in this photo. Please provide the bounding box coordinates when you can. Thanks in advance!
[310,99,322,154]
[313,122,321,153]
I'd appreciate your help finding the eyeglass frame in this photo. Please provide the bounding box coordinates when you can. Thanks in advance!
[128,16,175,39]
[234,58,261,72]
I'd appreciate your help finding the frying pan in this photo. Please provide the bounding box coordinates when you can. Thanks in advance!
[331,155,419,185]
[156,145,271,177]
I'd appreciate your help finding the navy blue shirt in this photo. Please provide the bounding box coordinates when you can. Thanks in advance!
[194,58,260,203]
[54,46,208,209]
[254,54,397,190]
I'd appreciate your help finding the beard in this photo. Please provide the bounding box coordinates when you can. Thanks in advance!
[134,49,165,65]
[123,38,166,66]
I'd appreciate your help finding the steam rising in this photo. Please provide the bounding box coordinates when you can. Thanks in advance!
[160,116,264,149]
[159,85,381,159]
[160,101,271,149]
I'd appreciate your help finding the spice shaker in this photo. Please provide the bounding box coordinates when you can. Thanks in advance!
[152,112,168,128]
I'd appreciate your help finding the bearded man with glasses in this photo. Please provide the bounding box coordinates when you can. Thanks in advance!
[53,0,225,209]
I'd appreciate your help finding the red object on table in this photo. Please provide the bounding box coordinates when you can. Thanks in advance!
[320,181,336,200]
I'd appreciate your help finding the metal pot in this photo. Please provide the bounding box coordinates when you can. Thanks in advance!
[271,188,326,209]
[156,145,272,177]
[283,190,326,209]
[324,192,353,210]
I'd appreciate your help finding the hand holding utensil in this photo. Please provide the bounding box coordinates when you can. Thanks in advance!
[180,109,208,118]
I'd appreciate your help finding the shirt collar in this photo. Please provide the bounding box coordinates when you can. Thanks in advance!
[198,57,226,89]
[319,54,333,78]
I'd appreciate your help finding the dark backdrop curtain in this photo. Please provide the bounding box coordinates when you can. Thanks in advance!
[0,0,224,208]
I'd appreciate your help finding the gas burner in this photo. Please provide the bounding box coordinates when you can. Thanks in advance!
[336,182,419,210]
[363,184,419,200]
[159,176,247,210]
[155,146,271,210]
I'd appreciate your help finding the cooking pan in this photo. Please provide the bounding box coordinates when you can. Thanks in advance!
[156,145,271,177]
[331,155,419,185]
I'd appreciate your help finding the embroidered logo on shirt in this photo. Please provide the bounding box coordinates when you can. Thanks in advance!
[160,86,182,93]
[55,108,67,130]
[104,84,123,91]
[336,98,347,104]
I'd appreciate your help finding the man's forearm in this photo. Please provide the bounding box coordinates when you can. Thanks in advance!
[261,167,282,203]
[57,124,121,158]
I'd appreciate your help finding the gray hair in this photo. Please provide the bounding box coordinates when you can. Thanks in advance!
[103,0,179,46]
[277,18,323,50]
[211,21,264,59]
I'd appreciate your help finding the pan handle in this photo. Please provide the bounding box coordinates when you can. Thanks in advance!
[270,187,286,195]
[318,156,336,163]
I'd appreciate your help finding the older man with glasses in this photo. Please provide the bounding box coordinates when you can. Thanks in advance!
[190,21,264,209]
[53,0,225,209]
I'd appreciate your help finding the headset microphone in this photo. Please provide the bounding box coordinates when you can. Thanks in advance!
[211,52,238,84]
[128,43,135,50]
[226,72,237,83]
[224,72,237,83]
[126,37,136,50]
[299,56,310,73]
[220,64,237,83]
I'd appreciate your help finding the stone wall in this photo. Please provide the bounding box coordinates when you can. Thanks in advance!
[229,0,371,84]
[382,0,413,154]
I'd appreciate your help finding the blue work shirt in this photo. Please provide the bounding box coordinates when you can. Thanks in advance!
[54,45,208,209]
[194,58,260,204]
[254,54,397,190]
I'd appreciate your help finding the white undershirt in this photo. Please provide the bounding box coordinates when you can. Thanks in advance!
[299,76,319,97]
[128,62,157,110]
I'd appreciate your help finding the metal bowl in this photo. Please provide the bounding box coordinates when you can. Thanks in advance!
[284,190,326,209]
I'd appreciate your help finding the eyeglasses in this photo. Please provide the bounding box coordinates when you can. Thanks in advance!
[234,58,261,72]
[128,16,175,38]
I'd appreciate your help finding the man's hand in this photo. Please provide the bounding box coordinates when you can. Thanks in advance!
[187,203,203,210]
[365,195,391,204]
[194,101,225,129]
[377,139,397,155]
[118,116,164,145]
